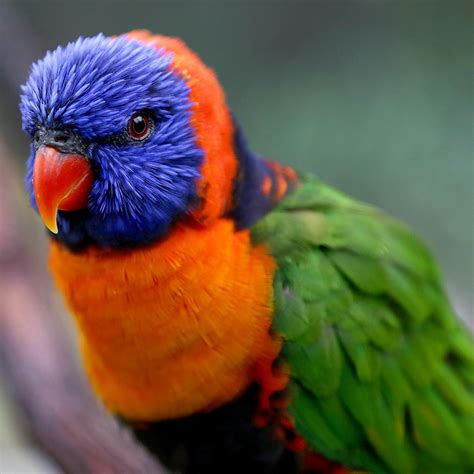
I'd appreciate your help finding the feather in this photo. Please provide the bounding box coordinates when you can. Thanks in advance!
[252,175,474,473]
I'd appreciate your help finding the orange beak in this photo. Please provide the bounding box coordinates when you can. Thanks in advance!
[33,146,94,233]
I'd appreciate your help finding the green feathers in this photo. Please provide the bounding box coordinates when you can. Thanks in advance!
[251,176,474,474]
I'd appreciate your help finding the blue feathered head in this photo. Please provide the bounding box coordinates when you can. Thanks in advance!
[21,33,210,248]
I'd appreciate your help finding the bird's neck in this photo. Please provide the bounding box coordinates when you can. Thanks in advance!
[48,218,278,421]
[229,120,298,229]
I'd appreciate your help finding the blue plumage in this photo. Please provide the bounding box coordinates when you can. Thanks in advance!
[21,34,203,247]
[230,119,283,229]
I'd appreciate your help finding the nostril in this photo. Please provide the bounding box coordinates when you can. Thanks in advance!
[54,133,70,143]
[44,129,86,153]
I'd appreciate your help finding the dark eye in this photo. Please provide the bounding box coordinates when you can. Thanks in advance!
[128,112,152,141]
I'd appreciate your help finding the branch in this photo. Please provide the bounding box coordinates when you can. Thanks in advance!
[0,142,167,474]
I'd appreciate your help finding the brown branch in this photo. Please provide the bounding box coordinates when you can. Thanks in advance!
[0,143,167,474]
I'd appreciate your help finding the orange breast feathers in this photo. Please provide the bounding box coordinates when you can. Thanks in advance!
[49,219,277,421]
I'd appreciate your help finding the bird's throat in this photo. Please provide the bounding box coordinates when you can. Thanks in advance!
[49,219,277,421]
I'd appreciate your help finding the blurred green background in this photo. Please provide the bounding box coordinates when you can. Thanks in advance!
[0,1,472,471]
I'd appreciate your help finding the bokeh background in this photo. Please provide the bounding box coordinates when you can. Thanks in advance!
[0,1,472,472]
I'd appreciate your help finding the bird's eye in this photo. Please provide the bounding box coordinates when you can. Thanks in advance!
[128,112,152,141]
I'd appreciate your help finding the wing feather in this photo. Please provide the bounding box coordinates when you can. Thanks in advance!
[251,176,474,473]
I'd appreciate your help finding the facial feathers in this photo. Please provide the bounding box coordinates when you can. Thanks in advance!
[21,33,204,247]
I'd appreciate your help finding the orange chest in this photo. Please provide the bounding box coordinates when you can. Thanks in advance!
[49,219,276,421]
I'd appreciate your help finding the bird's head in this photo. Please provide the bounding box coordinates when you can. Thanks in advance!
[20,31,237,248]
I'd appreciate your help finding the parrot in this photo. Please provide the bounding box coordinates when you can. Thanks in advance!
[20,31,473,474]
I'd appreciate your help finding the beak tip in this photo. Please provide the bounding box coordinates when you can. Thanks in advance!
[36,201,59,234]
[41,213,59,234]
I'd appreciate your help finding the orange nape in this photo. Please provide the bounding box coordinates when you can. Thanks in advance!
[49,219,277,421]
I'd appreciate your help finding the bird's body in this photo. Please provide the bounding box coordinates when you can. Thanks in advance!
[21,31,473,473]
[48,218,277,421]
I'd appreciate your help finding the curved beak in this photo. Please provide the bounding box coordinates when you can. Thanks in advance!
[33,146,94,233]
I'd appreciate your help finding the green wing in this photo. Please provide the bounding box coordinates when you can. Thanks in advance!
[251,175,474,474]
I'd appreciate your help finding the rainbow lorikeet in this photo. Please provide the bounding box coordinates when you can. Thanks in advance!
[20,31,473,474]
